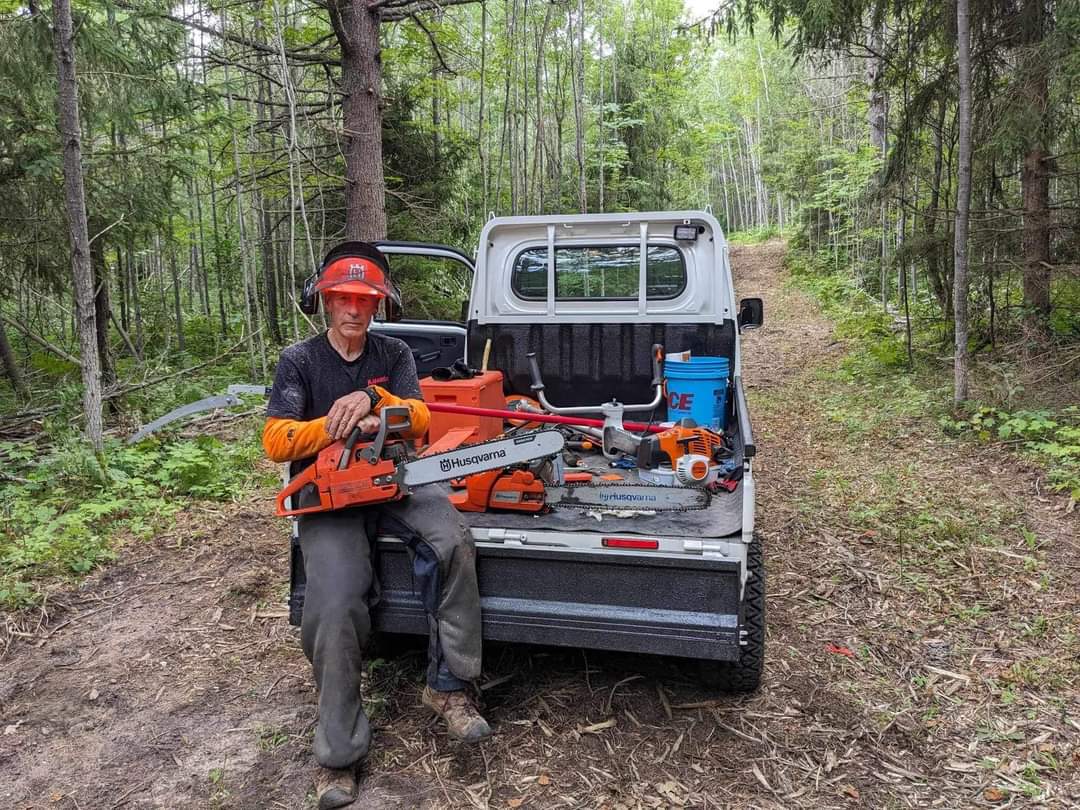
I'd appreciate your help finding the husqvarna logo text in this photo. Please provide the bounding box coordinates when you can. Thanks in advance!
[439,448,508,473]
[599,491,658,503]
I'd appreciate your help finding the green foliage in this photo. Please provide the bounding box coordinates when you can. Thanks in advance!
[791,246,1078,505]
[727,225,780,245]
[0,426,263,610]
[940,406,1080,500]
[788,250,909,378]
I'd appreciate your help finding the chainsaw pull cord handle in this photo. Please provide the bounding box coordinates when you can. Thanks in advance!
[338,426,363,470]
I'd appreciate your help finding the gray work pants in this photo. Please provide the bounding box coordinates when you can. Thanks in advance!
[297,484,483,768]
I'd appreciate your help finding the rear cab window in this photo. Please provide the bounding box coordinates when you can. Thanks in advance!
[511,245,687,301]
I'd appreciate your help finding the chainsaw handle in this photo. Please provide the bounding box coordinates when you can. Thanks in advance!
[276,464,329,517]
[336,406,413,470]
[365,405,411,462]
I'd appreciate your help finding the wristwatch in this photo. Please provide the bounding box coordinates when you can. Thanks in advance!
[363,386,383,412]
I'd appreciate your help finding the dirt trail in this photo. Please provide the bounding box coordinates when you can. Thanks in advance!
[2,242,1078,809]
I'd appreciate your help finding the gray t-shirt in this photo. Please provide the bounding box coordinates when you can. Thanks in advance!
[267,330,421,474]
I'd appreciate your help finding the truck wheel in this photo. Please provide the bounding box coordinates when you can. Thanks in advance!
[699,532,764,693]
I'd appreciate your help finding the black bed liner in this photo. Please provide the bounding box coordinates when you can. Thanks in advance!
[468,320,736,414]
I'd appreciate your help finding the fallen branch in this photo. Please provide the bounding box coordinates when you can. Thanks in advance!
[109,310,142,362]
[103,327,261,400]
[1,314,80,367]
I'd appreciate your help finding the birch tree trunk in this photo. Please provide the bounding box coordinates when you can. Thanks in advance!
[53,0,103,448]
[953,0,972,404]
[571,0,587,213]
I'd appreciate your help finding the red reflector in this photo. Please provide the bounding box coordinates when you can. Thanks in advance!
[602,537,659,550]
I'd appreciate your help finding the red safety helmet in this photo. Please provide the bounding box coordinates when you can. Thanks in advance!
[300,241,401,314]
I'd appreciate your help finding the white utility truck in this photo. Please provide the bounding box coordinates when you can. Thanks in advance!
[288,211,765,691]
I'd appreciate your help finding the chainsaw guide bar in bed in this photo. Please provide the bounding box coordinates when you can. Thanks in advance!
[544,484,710,512]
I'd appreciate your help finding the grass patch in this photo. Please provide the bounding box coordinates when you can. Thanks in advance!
[727,225,782,245]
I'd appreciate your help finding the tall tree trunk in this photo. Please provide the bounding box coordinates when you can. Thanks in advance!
[254,71,283,345]
[333,0,387,240]
[53,0,103,449]
[431,8,441,166]
[925,92,950,318]
[571,0,587,213]
[259,197,283,343]
[478,0,488,214]
[169,236,185,355]
[206,152,229,334]
[89,227,115,387]
[0,319,28,399]
[117,245,129,332]
[129,238,144,356]
[953,0,973,404]
[1019,0,1053,340]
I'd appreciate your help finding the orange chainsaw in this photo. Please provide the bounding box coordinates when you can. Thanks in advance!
[275,407,566,517]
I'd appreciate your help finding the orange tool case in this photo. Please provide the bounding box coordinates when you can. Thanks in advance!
[420,370,505,444]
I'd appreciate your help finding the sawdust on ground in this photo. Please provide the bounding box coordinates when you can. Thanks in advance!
[1,240,1077,809]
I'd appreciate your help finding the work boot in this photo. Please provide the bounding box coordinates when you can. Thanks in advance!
[421,685,492,742]
[314,764,358,810]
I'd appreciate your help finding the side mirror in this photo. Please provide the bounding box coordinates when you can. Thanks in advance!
[738,297,764,330]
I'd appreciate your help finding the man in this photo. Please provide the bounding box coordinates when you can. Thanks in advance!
[262,241,490,809]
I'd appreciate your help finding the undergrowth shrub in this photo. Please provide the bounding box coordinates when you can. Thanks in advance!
[0,425,263,609]
[787,251,908,378]
[787,248,1079,504]
[940,406,1080,500]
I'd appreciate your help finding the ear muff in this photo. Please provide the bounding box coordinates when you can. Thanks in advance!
[300,272,320,315]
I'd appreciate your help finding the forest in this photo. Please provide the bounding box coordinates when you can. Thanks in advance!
[2,3,1080,807]
[0,0,1078,596]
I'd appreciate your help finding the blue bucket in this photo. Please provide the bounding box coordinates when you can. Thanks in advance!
[665,356,730,429]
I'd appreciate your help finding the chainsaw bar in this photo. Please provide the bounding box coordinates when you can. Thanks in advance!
[545,484,710,512]
[402,430,565,487]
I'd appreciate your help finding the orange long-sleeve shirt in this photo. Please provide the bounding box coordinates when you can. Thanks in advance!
[262,385,430,463]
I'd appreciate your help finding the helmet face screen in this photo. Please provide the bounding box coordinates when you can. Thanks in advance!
[315,257,400,304]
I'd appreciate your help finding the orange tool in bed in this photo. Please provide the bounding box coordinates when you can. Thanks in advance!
[449,468,547,513]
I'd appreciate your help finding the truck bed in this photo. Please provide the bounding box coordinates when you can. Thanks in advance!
[464,399,748,538]
[367,417,749,662]
[462,458,743,538]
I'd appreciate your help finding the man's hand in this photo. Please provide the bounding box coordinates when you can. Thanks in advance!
[325,390,376,441]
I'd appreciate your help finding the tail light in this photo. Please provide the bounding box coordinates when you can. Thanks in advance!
[602,537,660,550]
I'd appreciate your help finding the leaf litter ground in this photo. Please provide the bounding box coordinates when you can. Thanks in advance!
[1,242,1078,808]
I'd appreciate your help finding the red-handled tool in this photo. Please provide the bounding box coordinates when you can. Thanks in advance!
[426,402,667,434]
